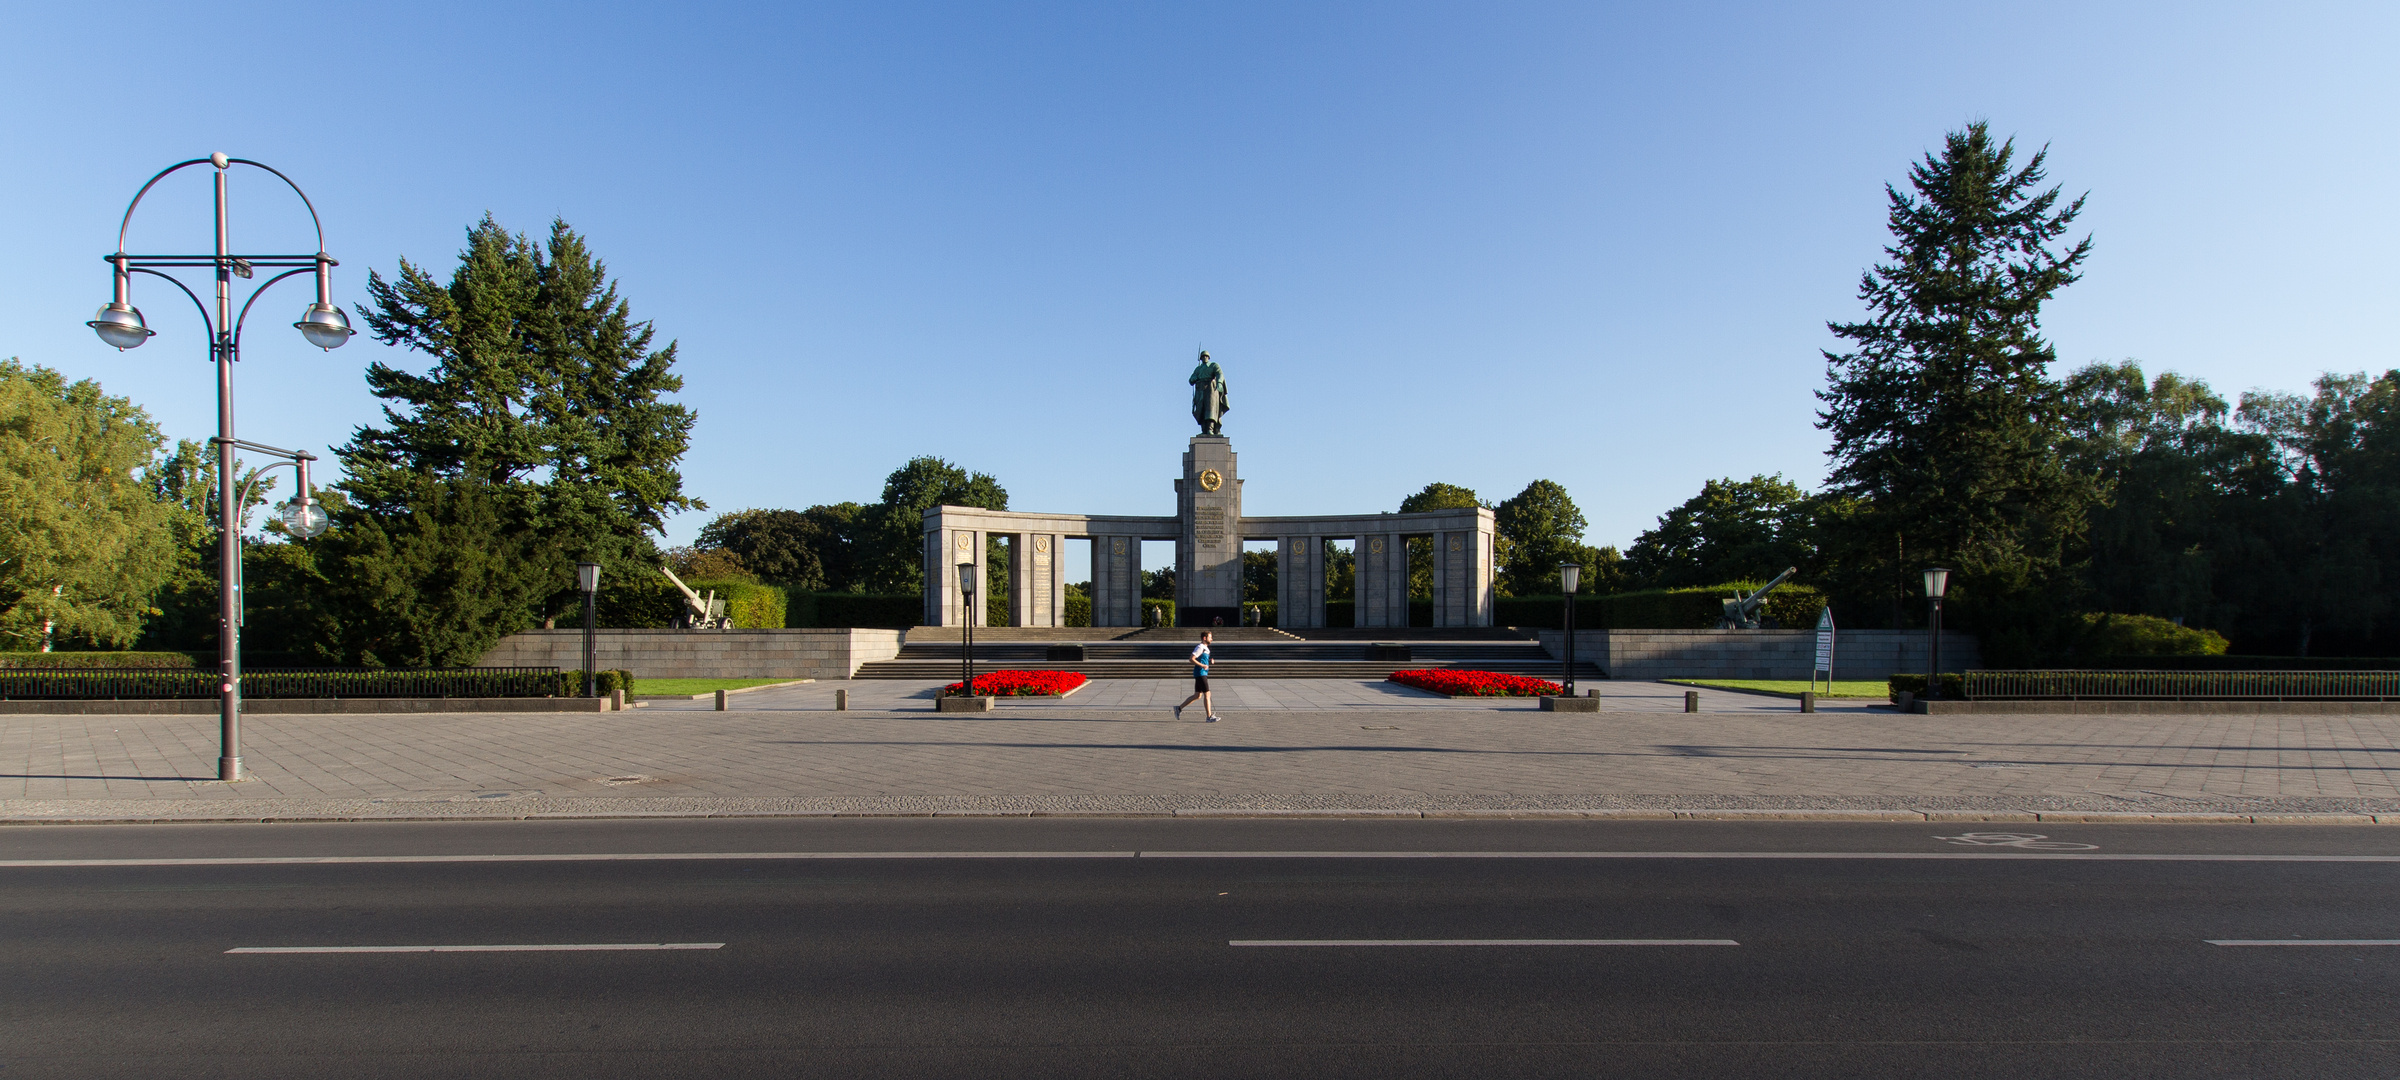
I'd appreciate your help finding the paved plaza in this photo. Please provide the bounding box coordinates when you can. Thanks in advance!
[4,679,2399,822]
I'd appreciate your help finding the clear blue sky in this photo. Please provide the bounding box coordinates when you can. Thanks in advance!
[3,2,2393,550]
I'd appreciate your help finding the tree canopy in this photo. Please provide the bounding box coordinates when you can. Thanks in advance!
[1624,474,1814,588]
[0,360,180,650]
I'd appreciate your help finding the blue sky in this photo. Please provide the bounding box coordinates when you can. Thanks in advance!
[3,1,2394,550]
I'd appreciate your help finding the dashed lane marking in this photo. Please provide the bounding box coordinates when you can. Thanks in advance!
[227,943,725,953]
[1231,939,1738,947]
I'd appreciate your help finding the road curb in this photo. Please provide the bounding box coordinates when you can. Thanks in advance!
[6,807,2399,826]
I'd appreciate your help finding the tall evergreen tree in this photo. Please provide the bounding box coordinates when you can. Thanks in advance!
[1816,123,2098,657]
[315,217,698,661]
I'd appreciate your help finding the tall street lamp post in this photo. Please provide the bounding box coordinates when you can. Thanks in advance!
[957,561,978,698]
[577,562,602,697]
[1923,568,1950,700]
[1559,562,1582,698]
[89,153,352,782]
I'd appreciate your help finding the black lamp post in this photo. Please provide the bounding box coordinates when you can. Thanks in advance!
[88,153,352,782]
[577,561,601,697]
[958,560,978,698]
[1923,567,1950,699]
[1559,562,1582,697]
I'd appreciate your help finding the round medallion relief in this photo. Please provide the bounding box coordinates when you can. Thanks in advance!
[1198,468,1223,492]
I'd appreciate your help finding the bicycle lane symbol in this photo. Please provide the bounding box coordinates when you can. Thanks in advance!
[1933,832,2099,851]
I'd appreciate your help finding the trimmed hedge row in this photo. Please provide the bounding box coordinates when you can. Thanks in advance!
[0,667,629,700]
[784,592,921,629]
[1887,673,1966,701]
[1495,583,1827,631]
[2062,655,2400,671]
[0,651,202,670]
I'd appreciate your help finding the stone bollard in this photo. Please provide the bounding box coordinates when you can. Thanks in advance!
[610,688,625,711]
[1800,691,1816,714]
[1896,690,1914,713]
[1585,688,1596,698]
[835,688,848,711]
[1684,690,1699,713]
[714,689,729,711]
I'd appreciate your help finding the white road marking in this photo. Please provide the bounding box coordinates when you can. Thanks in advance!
[226,943,724,954]
[2206,939,2400,947]
[1230,938,1738,947]
[7,851,2400,868]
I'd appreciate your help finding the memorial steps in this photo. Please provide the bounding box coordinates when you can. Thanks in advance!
[851,630,1604,681]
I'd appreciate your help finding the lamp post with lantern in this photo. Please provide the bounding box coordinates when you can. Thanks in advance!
[1923,568,1951,699]
[577,562,602,697]
[88,153,352,782]
[1559,562,1582,698]
[957,560,978,699]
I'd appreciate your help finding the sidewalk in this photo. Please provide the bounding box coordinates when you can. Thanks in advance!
[4,680,2398,823]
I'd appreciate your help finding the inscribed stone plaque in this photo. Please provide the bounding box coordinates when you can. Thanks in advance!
[1194,507,1224,545]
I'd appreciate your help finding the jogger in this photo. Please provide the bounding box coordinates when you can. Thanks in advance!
[1176,631,1220,722]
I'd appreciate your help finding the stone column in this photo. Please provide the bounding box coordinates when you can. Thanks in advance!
[1355,533,1408,628]
[1176,436,1243,626]
[930,527,984,627]
[1276,535,1323,629]
[1010,532,1061,627]
[1433,528,1495,627]
[1090,535,1141,627]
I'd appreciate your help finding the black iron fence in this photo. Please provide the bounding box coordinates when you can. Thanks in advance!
[1965,670,2400,701]
[0,667,565,701]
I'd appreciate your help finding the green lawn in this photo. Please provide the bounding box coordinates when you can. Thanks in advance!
[1665,678,1889,699]
[632,678,810,698]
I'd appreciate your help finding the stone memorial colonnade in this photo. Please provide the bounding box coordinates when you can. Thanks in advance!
[922,437,1496,629]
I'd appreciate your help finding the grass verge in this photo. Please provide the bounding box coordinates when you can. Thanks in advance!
[1665,678,1889,699]
[634,678,809,698]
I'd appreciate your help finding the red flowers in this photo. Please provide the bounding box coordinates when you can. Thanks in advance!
[1388,670,1564,697]
[943,670,1090,697]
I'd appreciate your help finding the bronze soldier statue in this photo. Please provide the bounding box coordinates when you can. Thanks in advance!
[1189,350,1229,436]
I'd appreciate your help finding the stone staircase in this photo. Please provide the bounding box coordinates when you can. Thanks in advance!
[853,630,1603,681]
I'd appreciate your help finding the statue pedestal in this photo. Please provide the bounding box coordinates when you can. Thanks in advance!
[1176,436,1243,627]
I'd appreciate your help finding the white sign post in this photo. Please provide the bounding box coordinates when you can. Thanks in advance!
[1812,606,1836,694]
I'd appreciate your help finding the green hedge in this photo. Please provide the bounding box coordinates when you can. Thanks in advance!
[2066,655,2400,671]
[685,580,787,629]
[1064,592,1092,627]
[1141,598,1176,626]
[0,651,201,670]
[0,667,628,700]
[1494,584,1827,630]
[785,592,921,629]
[1325,600,1354,627]
[1887,673,1966,702]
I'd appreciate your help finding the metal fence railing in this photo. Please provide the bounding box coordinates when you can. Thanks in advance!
[0,667,565,701]
[1965,670,2400,701]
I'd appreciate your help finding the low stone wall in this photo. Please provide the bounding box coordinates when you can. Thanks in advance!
[478,628,904,680]
[1537,629,1982,680]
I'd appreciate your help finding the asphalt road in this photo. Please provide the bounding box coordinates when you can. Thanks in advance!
[6,819,2400,1079]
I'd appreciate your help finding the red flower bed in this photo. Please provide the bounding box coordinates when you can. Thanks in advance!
[1388,669,1564,697]
[943,670,1090,697]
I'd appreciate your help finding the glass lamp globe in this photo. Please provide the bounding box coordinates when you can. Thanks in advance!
[278,501,331,539]
[294,303,355,350]
[88,304,154,350]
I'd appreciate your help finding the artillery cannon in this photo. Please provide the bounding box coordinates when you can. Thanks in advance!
[1718,566,1798,630]
[661,566,735,630]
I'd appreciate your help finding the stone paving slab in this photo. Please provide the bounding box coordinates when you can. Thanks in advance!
[5,679,2399,823]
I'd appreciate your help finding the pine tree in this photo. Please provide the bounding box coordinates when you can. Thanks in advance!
[1816,123,2098,656]
[326,217,699,655]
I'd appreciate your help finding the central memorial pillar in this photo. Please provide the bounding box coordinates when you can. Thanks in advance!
[1176,435,1243,626]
